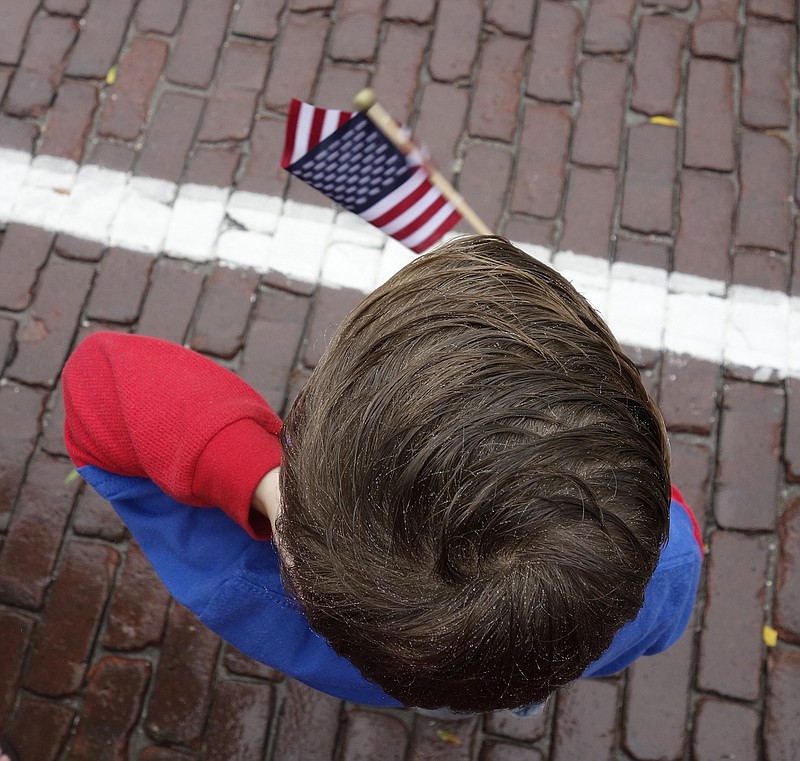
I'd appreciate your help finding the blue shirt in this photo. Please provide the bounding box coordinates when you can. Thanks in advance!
[80,464,702,708]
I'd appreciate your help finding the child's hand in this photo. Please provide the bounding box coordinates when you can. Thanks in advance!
[252,466,282,529]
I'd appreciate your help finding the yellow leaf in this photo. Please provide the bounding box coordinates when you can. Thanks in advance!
[763,625,778,647]
[105,65,118,85]
[436,730,462,746]
[649,116,679,127]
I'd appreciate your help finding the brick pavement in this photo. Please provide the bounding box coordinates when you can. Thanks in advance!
[0,1,799,760]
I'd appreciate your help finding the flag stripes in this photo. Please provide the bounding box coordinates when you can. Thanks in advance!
[281,98,461,253]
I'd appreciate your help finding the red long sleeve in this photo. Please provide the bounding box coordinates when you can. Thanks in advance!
[63,332,283,539]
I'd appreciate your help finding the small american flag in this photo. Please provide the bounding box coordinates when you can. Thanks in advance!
[281,99,461,253]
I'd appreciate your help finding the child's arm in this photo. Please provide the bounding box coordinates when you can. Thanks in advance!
[63,331,283,539]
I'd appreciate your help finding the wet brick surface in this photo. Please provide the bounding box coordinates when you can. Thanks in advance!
[0,2,798,760]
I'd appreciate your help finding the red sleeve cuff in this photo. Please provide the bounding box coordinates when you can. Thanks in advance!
[193,419,283,540]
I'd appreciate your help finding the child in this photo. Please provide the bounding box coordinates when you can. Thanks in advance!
[63,236,702,714]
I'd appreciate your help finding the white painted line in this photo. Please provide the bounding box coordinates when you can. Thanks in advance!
[0,146,798,378]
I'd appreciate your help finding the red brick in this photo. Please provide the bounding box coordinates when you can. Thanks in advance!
[315,63,370,110]
[469,37,527,141]
[551,681,618,761]
[70,657,152,761]
[99,37,169,141]
[25,540,120,696]
[741,21,791,129]
[190,266,260,359]
[0,453,81,608]
[614,237,670,269]
[620,123,677,235]
[660,352,719,435]
[45,0,88,15]
[0,224,55,311]
[502,216,553,249]
[185,146,240,187]
[329,0,382,63]
[787,379,800,480]
[408,716,479,761]
[697,531,770,699]
[511,102,571,218]
[4,14,77,118]
[237,116,288,196]
[66,0,137,78]
[270,679,343,761]
[624,626,693,761]
[583,0,636,53]
[136,258,204,344]
[54,234,103,263]
[138,748,194,761]
[481,743,544,761]
[631,15,688,117]
[205,681,275,761]
[264,13,328,113]
[8,258,93,388]
[136,0,184,34]
[684,59,735,171]
[72,484,127,540]
[0,611,34,723]
[240,287,310,413]
[165,0,235,88]
[371,23,429,125]
[0,317,15,372]
[233,0,283,40]
[224,645,284,681]
[0,0,39,65]
[88,140,137,172]
[669,436,711,534]
[765,647,800,761]
[340,710,409,761]
[559,167,616,259]
[0,114,39,152]
[484,707,548,742]
[692,0,740,60]
[0,384,46,527]
[715,381,783,530]
[527,1,581,103]
[692,698,760,761]
[146,605,220,746]
[199,41,270,142]
[0,65,10,100]
[731,249,789,291]
[87,248,153,324]
[302,286,365,368]
[572,58,627,168]
[40,79,99,162]
[292,0,333,8]
[748,0,794,19]
[775,498,800,643]
[103,543,170,650]
[412,84,468,182]
[486,0,535,36]
[674,171,733,281]
[6,696,74,761]
[429,0,482,82]
[386,0,433,21]
[456,143,513,234]
[134,92,205,183]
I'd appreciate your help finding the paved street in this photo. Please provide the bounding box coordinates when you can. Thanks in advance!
[0,0,799,759]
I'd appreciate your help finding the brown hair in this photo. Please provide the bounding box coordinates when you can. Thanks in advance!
[278,236,670,711]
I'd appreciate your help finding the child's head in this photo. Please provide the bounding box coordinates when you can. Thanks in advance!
[278,235,670,712]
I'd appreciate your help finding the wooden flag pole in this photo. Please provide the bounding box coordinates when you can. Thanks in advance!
[353,88,492,236]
